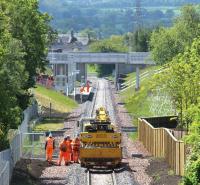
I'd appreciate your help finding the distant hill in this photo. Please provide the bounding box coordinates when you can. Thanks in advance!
[39,0,199,37]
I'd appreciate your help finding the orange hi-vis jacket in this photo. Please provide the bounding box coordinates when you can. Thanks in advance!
[45,137,55,162]
[59,141,67,152]
[45,137,55,150]
[71,138,80,162]
[66,140,72,153]
[58,140,67,165]
[72,138,80,151]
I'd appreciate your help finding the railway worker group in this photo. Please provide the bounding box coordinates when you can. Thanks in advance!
[45,133,80,165]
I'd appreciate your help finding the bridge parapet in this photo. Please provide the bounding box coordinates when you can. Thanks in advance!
[48,52,154,65]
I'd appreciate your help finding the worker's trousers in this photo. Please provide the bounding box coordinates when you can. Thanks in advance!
[46,147,53,162]
[72,150,79,162]
[58,151,71,165]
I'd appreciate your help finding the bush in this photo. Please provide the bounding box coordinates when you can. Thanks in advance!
[0,128,9,151]
[183,154,200,185]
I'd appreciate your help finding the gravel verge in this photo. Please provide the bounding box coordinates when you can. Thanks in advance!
[109,80,182,185]
[109,80,152,185]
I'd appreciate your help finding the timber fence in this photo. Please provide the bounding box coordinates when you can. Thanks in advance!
[138,118,185,176]
[0,103,38,185]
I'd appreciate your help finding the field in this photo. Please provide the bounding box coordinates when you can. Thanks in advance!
[33,117,64,132]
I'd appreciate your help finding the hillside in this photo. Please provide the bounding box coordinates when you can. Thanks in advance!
[39,0,199,37]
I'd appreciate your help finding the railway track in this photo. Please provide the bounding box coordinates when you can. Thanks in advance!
[87,169,117,185]
[83,78,119,185]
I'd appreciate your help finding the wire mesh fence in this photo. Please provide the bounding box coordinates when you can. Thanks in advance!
[22,133,46,159]
[21,132,62,160]
[0,161,9,185]
[0,103,38,185]
[0,150,11,185]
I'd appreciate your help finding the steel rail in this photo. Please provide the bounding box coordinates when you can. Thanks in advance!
[90,81,99,117]
[111,170,117,185]
[87,170,91,185]
[87,170,117,185]
[85,79,118,185]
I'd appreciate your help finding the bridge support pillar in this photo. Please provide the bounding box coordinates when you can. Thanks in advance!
[115,63,119,90]
[135,65,140,91]
[84,63,87,83]
[76,63,87,83]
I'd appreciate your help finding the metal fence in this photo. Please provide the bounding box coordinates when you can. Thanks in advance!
[21,132,62,160]
[0,161,9,185]
[0,103,38,185]
[0,150,11,185]
[18,103,38,134]
[22,133,46,159]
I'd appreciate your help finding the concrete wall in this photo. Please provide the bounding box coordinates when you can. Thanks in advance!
[76,63,87,83]
[53,63,76,94]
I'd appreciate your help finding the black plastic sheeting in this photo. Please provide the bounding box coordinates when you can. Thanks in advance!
[142,116,178,129]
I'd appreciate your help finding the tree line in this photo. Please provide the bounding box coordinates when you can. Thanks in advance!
[39,0,191,37]
[0,0,54,150]
[150,5,200,185]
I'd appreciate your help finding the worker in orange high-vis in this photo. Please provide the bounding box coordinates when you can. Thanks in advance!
[69,138,73,163]
[71,135,80,163]
[65,136,72,165]
[86,81,90,93]
[58,137,68,166]
[45,133,55,164]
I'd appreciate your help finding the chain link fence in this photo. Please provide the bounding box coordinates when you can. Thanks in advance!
[0,150,11,185]
[22,133,46,159]
[0,103,38,185]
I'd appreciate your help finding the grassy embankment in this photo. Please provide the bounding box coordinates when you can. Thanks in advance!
[33,85,78,131]
[120,66,174,140]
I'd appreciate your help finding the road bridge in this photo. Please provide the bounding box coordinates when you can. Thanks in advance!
[47,52,154,94]
[48,52,153,65]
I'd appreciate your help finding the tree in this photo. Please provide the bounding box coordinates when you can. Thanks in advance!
[0,2,27,150]
[0,0,54,150]
[89,35,128,76]
[127,28,152,52]
[8,0,55,109]
[155,37,200,127]
[150,5,200,65]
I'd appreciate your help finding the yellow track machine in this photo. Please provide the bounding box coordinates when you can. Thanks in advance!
[78,107,122,168]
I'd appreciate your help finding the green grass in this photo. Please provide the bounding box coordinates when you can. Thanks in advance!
[121,66,159,102]
[120,66,174,139]
[33,117,64,131]
[123,65,158,82]
[34,85,77,113]
[123,78,155,125]
[33,123,64,131]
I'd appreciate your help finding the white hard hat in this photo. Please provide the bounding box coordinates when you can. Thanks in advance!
[49,133,52,137]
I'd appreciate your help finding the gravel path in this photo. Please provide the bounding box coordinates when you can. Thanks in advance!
[87,79,139,185]
[109,80,152,185]
[39,101,85,185]
[39,78,99,185]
